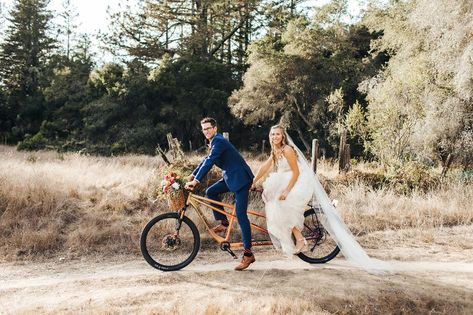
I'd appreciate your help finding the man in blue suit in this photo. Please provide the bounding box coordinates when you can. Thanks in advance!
[185,117,255,270]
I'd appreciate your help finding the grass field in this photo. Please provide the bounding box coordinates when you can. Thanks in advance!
[1,145,471,261]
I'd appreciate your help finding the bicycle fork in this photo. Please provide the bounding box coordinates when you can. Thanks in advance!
[173,209,186,236]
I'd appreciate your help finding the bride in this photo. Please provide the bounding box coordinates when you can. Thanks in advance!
[252,125,392,274]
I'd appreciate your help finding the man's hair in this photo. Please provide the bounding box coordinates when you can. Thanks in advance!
[200,117,217,127]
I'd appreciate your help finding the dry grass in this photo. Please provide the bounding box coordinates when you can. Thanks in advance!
[0,146,161,259]
[0,145,472,261]
[334,179,473,234]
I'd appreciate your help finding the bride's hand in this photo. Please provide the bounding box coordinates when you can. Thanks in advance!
[278,189,289,200]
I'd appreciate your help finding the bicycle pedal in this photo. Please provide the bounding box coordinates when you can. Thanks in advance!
[220,242,238,259]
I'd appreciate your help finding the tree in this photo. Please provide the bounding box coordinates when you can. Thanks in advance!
[361,0,473,167]
[17,33,96,151]
[102,0,261,64]
[229,0,380,154]
[0,1,6,37]
[150,56,240,148]
[0,0,56,140]
[56,0,79,59]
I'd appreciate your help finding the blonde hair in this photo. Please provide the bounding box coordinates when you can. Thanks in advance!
[269,125,296,166]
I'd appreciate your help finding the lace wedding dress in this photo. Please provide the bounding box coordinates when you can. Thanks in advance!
[262,155,313,256]
[263,134,393,274]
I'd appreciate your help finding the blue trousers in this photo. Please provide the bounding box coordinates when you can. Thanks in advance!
[206,179,252,249]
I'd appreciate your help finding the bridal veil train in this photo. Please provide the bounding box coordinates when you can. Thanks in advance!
[285,132,393,275]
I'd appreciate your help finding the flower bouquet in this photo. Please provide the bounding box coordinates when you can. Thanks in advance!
[161,171,186,210]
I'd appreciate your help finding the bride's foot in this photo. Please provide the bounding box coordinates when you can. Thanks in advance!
[294,238,308,254]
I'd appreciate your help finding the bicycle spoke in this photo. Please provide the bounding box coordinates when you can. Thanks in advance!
[141,212,200,271]
[146,218,194,265]
[296,209,340,263]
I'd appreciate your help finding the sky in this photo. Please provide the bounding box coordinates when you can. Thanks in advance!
[2,0,125,35]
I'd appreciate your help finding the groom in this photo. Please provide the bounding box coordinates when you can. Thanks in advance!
[185,117,255,271]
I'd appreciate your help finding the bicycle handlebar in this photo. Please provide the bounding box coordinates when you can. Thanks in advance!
[184,185,263,193]
[249,187,264,193]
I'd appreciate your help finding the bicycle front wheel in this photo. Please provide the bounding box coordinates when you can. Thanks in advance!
[140,212,200,271]
[297,208,340,264]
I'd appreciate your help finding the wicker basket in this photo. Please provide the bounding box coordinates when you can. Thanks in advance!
[167,189,186,210]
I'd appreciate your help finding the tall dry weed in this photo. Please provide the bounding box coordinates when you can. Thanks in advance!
[0,146,162,259]
[334,179,473,235]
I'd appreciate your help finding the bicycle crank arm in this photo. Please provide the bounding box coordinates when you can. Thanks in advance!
[220,242,238,259]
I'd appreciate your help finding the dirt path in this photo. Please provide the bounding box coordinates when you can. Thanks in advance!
[1,250,473,315]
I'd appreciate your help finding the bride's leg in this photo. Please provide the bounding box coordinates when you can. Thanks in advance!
[292,227,307,254]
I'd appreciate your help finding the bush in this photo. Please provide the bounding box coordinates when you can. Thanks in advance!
[17,133,48,151]
[327,160,441,194]
[384,161,441,193]
[334,169,387,190]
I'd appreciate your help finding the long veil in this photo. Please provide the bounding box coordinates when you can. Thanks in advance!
[285,132,393,274]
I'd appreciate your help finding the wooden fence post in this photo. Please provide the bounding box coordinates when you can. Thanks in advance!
[338,130,347,173]
[344,144,350,172]
[311,139,319,173]
[166,132,185,161]
[262,139,266,155]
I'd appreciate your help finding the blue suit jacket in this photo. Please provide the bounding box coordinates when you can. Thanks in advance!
[192,133,254,192]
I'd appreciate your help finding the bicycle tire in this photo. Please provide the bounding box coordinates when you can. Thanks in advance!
[140,212,200,271]
[297,208,340,264]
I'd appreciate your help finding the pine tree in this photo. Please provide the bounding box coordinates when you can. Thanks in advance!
[0,0,56,139]
[57,0,79,60]
[0,1,6,34]
[103,0,260,65]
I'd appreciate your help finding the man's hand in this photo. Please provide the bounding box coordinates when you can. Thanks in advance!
[185,179,199,190]
[187,174,195,182]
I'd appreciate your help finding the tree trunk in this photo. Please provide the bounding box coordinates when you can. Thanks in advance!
[294,124,311,153]
[338,130,347,173]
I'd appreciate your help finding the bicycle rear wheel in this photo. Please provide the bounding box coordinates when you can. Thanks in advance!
[297,208,340,264]
[140,212,200,271]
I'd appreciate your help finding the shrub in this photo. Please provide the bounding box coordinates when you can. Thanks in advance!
[385,160,441,193]
[17,133,48,151]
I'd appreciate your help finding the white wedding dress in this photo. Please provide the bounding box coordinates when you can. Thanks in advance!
[262,155,313,256]
[262,134,393,274]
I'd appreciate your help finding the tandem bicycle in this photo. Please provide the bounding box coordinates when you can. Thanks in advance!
[140,189,340,271]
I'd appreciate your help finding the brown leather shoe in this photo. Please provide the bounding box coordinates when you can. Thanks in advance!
[211,224,227,234]
[234,254,255,271]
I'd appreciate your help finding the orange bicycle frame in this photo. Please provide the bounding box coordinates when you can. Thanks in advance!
[183,192,272,249]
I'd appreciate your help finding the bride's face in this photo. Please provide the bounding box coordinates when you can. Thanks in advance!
[270,128,284,146]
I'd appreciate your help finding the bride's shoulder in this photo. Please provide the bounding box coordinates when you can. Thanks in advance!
[282,145,296,158]
[282,145,296,154]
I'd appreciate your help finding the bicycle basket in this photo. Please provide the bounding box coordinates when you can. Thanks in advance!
[167,189,186,210]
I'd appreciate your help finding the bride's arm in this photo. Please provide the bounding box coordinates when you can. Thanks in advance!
[279,146,299,200]
[252,157,273,187]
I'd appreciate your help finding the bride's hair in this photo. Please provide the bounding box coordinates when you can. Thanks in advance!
[269,125,296,166]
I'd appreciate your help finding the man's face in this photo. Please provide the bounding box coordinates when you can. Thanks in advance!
[201,122,217,140]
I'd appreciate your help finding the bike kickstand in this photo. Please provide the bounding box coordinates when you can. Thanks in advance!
[220,242,238,259]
